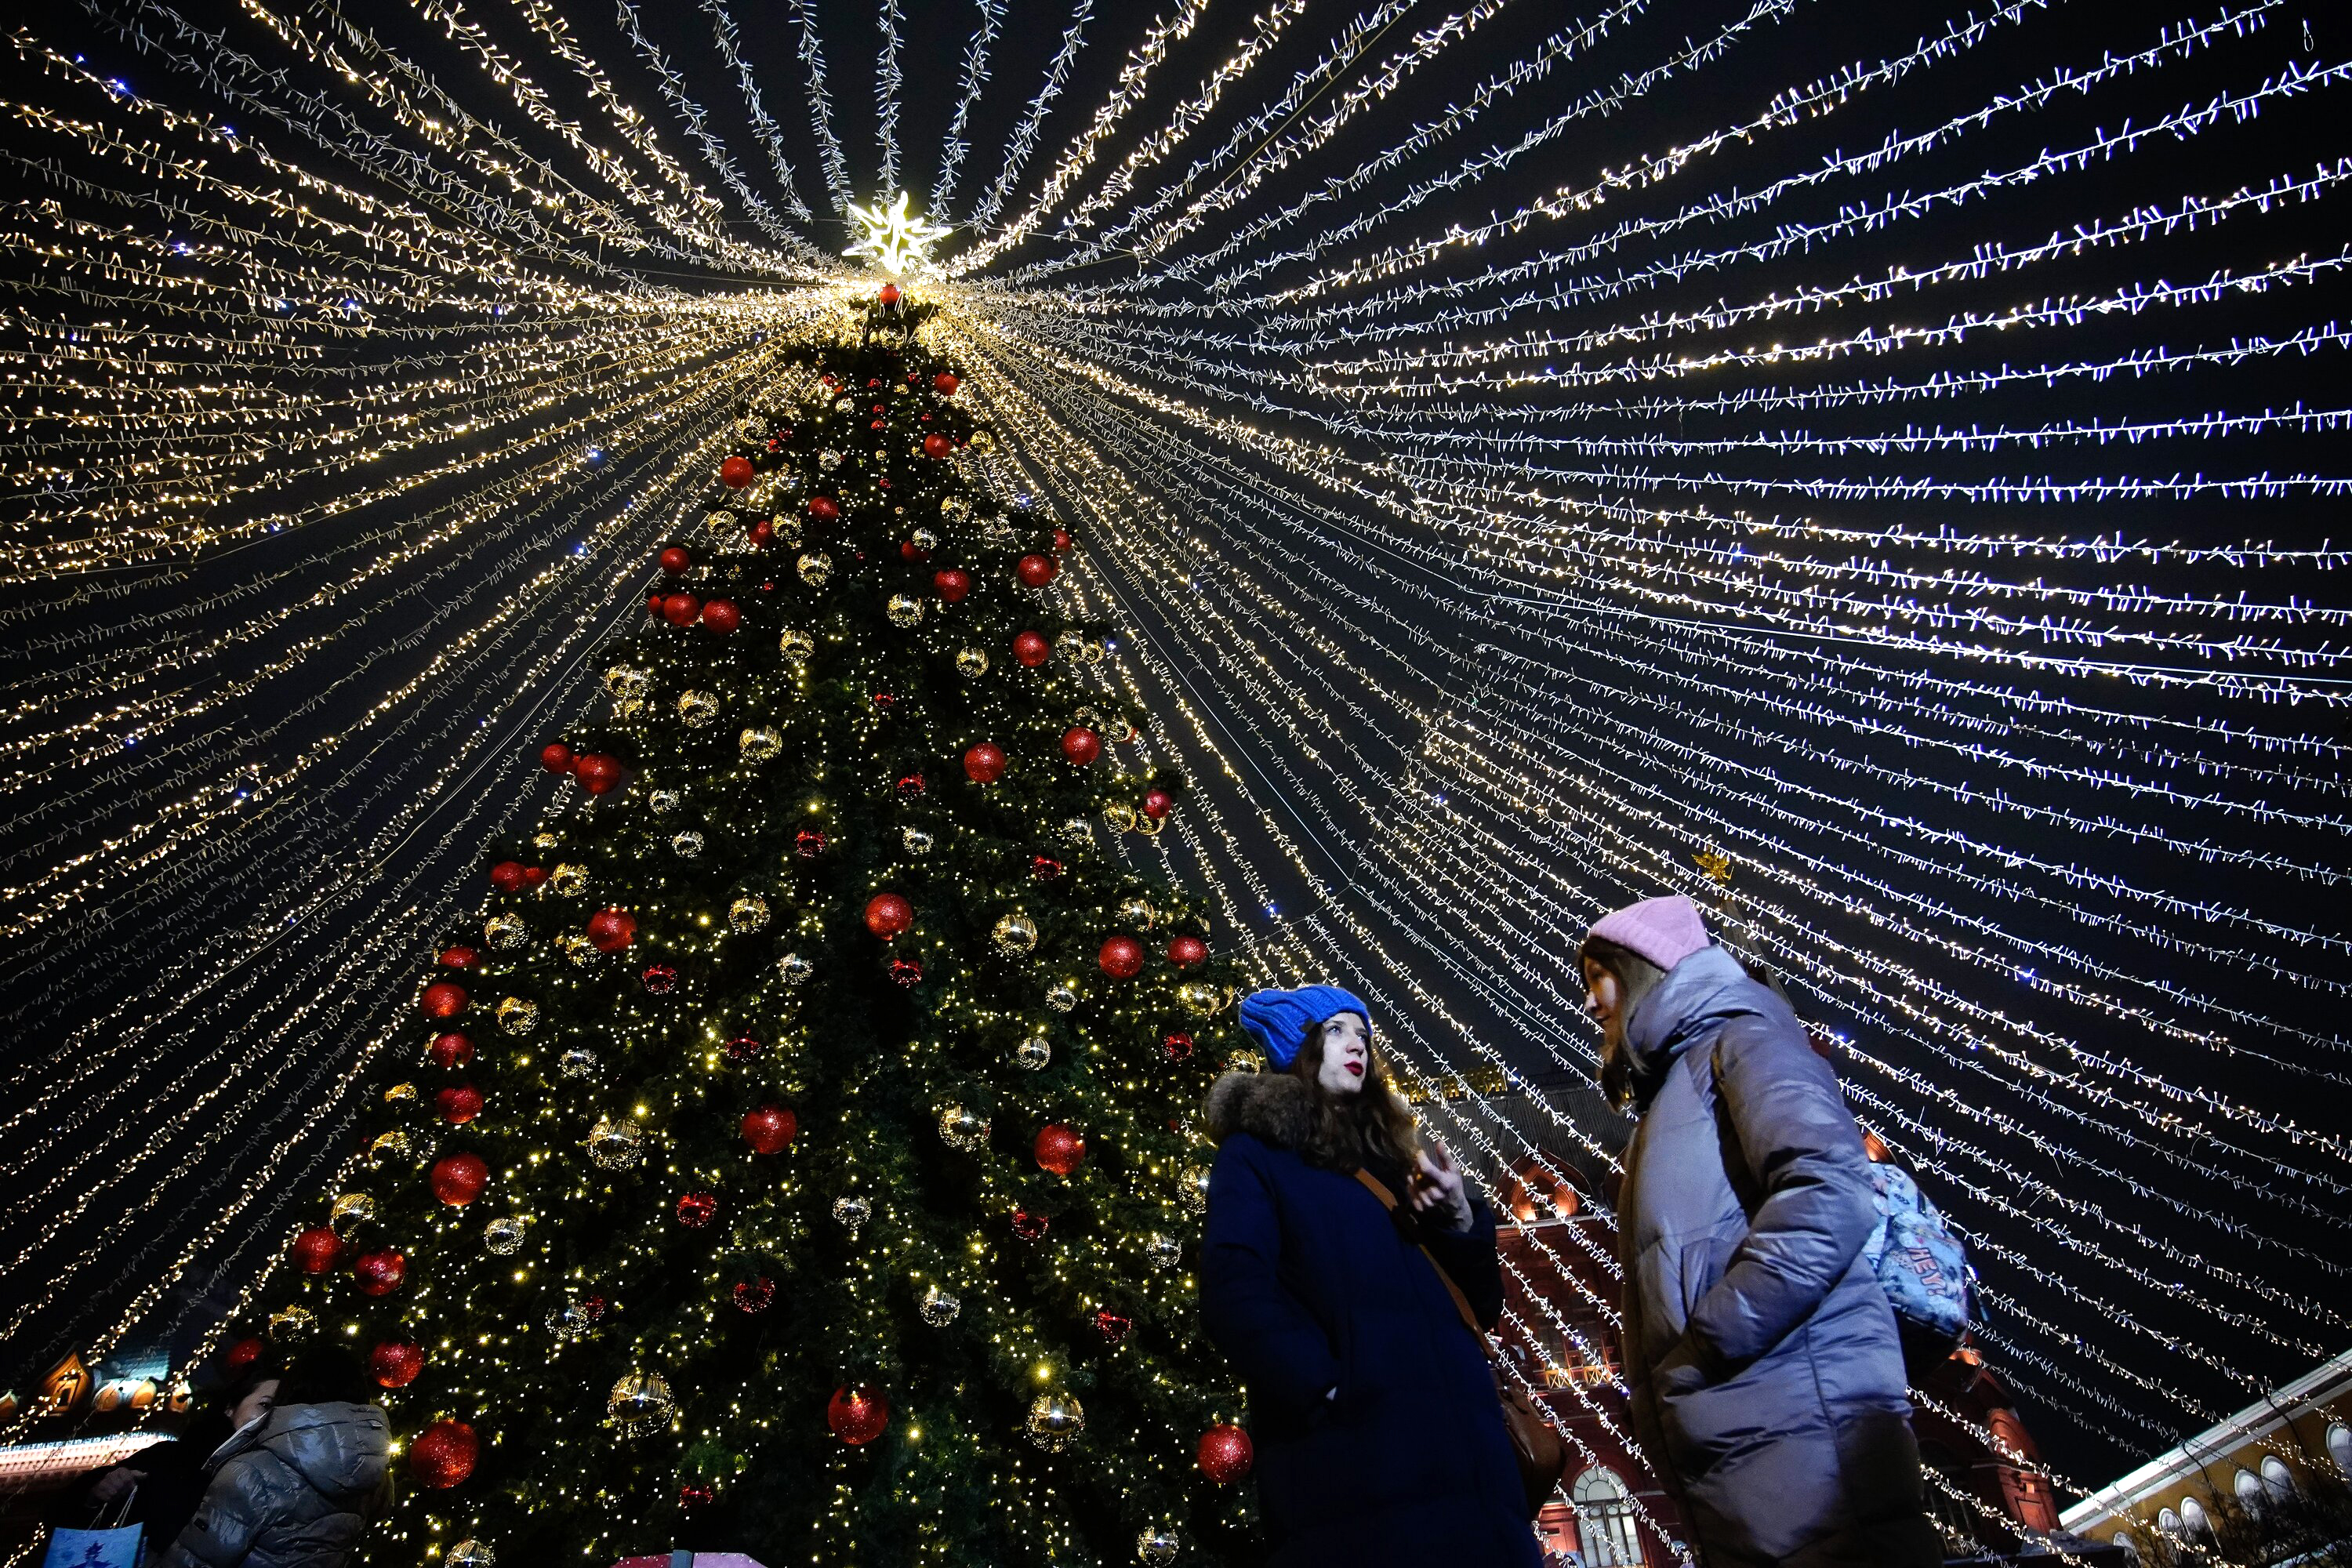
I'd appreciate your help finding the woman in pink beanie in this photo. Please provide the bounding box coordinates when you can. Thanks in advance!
[1580,895,1939,1568]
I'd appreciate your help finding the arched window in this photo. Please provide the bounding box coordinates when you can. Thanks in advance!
[2179,1497,2212,1544]
[2236,1467,2265,1510]
[2261,1455,2296,1501]
[1571,1466,1646,1567]
[2330,1423,2352,1478]
[2157,1507,2181,1535]
[2111,1532,2140,1565]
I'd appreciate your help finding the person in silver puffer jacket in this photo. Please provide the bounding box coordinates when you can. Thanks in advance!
[159,1345,391,1568]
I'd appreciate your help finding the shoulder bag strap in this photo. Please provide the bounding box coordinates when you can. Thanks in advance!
[1352,1168,1487,1348]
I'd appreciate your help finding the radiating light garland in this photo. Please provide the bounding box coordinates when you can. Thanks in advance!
[963,0,1095,231]
[927,0,1006,218]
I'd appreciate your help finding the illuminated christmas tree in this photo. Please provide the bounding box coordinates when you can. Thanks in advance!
[267,292,1256,1568]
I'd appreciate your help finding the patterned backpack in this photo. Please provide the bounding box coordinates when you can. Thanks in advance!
[1862,1160,1975,1370]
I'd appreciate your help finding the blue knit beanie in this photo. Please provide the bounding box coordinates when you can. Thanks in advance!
[1236,985,1372,1071]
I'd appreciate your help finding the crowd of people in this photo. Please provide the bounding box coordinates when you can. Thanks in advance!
[48,892,1933,1568]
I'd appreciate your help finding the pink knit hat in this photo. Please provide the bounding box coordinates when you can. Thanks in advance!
[1586,895,1711,973]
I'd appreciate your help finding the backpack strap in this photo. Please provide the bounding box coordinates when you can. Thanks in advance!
[1352,1168,1487,1348]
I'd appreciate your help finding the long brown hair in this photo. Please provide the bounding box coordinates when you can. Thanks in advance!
[1580,933,1667,1110]
[1287,1018,1420,1174]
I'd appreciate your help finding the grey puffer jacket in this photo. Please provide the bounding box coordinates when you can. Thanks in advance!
[1614,946,1940,1568]
[158,1403,390,1568]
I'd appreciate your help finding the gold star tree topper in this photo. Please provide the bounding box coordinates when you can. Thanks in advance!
[843,192,950,277]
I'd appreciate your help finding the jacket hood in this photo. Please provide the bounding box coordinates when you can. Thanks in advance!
[1621,946,1795,1109]
[1206,1070,1313,1150]
[256,1402,390,1502]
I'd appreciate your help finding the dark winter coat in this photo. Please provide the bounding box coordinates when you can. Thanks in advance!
[1614,946,1941,1567]
[158,1403,390,1568]
[1200,1073,1541,1568]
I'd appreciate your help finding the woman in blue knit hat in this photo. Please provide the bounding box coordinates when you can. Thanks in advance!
[1199,985,1541,1568]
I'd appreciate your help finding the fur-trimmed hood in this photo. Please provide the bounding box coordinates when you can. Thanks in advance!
[1205,1070,1315,1150]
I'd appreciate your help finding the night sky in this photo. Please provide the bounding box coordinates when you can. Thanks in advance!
[1,0,2347,1502]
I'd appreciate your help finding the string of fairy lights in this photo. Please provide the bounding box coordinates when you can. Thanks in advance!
[2,2,2347,1562]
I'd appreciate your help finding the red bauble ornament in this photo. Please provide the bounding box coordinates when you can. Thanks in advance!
[724,1034,763,1063]
[648,593,666,615]
[521,865,546,887]
[539,742,574,774]
[1053,528,1073,552]
[1198,1424,1254,1483]
[1016,554,1058,588]
[828,1385,889,1446]
[488,861,526,893]
[895,771,927,797]
[899,537,930,563]
[962,742,1007,782]
[662,591,702,627]
[1142,789,1174,822]
[934,372,960,395]
[863,893,913,939]
[1060,726,1102,766]
[641,964,677,994]
[434,1084,483,1125]
[680,1482,714,1508]
[430,1152,489,1206]
[675,1191,719,1229]
[224,1336,265,1373]
[700,598,741,634]
[1030,855,1064,881]
[352,1249,407,1298]
[808,495,840,522]
[877,283,901,307]
[933,568,971,603]
[1167,935,1208,968]
[370,1341,424,1389]
[1163,1031,1196,1062]
[291,1227,341,1275]
[889,956,924,987]
[428,1032,474,1069]
[409,1420,478,1489]
[1011,1207,1049,1240]
[420,981,467,1019]
[733,1276,775,1313]
[658,546,691,574]
[719,456,755,489]
[1012,630,1051,667]
[581,1294,608,1322]
[1034,1124,1085,1175]
[1098,935,1145,978]
[586,907,637,953]
[750,519,775,546]
[922,432,952,459]
[869,691,897,713]
[794,829,829,858]
[741,1104,797,1155]
[573,753,622,794]
[1092,1309,1132,1345]
[437,946,477,969]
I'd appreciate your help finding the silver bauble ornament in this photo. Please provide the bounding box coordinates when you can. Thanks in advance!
[586,1117,643,1170]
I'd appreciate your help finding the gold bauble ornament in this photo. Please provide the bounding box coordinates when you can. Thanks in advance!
[531,831,560,851]
[495,996,539,1035]
[1102,801,1139,832]
[648,789,682,816]
[677,690,719,727]
[968,428,996,455]
[939,495,971,523]
[1014,1036,1052,1072]
[937,1105,991,1152]
[586,1117,643,1170]
[728,895,770,932]
[558,934,598,967]
[797,552,833,587]
[483,1214,528,1255]
[1136,1529,1180,1566]
[603,665,649,697]
[1144,1232,1181,1270]
[909,527,939,553]
[901,826,934,856]
[1116,897,1157,930]
[606,1370,674,1438]
[820,442,845,466]
[268,1305,316,1339]
[1025,1391,1084,1452]
[1044,982,1079,1014]
[955,647,989,678]
[886,594,924,627]
[328,1193,376,1235]
[779,628,816,662]
[484,913,527,949]
[1178,982,1226,1018]
[991,912,1039,956]
[1225,1047,1267,1076]
[550,862,588,895]
[1180,1164,1212,1215]
[979,517,1017,547]
[776,952,815,986]
[670,830,705,858]
[369,1130,413,1163]
[383,1082,416,1104]
[739,726,782,763]
[558,1046,598,1078]
[445,1541,496,1568]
